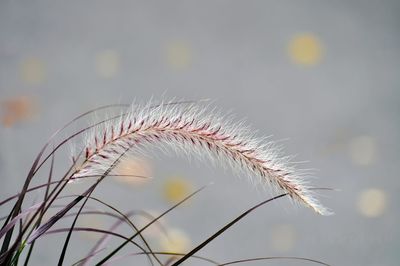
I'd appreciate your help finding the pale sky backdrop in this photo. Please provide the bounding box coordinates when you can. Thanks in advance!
[0,1,399,265]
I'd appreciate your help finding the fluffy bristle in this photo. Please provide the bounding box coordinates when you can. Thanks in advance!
[73,100,331,215]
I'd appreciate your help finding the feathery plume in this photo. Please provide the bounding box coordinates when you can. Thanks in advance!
[72,100,331,215]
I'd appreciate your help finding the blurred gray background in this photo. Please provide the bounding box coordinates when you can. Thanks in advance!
[0,1,399,265]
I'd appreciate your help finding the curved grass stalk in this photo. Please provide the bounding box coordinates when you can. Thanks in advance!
[74,101,331,215]
[0,99,332,265]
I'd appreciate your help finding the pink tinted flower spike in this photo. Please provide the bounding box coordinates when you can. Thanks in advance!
[73,101,331,215]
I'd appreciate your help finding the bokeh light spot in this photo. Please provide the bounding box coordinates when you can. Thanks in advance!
[95,50,120,78]
[349,135,377,166]
[357,188,387,218]
[288,33,323,66]
[135,210,167,238]
[20,57,46,85]
[162,177,193,204]
[166,41,192,70]
[159,228,191,254]
[113,158,152,186]
[1,96,37,127]
[270,224,296,252]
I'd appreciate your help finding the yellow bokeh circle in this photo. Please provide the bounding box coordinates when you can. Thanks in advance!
[166,41,192,70]
[159,228,191,254]
[95,50,120,78]
[288,33,323,66]
[20,57,46,85]
[163,177,193,204]
[270,224,296,252]
[357,188,387,218]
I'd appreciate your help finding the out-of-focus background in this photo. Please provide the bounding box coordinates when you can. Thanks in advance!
[0,1,399,265]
